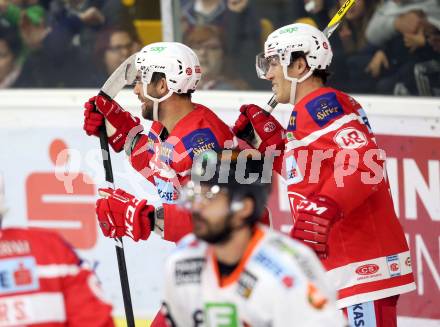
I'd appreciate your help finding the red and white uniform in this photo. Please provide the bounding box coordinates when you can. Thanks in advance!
[162,226,345,327]
[0,228,114,327]
[281,87,416,308]
[129,103,235,242]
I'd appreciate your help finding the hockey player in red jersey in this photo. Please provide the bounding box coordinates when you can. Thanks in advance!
[0,174,114,327]
[159,150,345,327]
[233,23,416,327]
[83,42,235,243]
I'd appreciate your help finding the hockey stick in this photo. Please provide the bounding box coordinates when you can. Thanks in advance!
[236,0,356,142]
[97,54,137,327]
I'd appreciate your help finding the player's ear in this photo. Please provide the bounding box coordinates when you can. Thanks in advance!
[295,57,308,76]
[158,77,169,96]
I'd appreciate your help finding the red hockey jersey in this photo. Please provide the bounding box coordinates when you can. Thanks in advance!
[0,228,114,327]
[129,103,235,242]
[282,87,416,308]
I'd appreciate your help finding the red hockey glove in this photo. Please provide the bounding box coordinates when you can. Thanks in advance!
[232,104,284,152]
[83,97,104,137]
[290,195,341,259]
[83,95,143,152]
[96,188,154,241]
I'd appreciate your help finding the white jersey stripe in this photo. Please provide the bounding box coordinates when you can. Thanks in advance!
[326,251,412,291]
[286,113,359,151]
[0,292,66,326]
[336,283,416,309]
[37,264,81,278]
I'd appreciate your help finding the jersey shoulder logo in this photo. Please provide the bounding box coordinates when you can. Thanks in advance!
[305,92,344,127]
[182,128,220,159]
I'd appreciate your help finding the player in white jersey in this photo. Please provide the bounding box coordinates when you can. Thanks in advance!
[157,150,346,327]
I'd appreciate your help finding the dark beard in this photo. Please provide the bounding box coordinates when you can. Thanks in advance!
[142,106,154,120]
[192,212,234,245]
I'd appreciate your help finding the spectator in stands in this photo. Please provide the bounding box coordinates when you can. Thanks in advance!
[91,26,141,86]
[0,0,45,29]
[329,0,381,93]
[253,0,302,29]
[301,0,338,29]
[46,0,106,55]
[180,0,262,88]
[366,0,440,48]
[0,22,23,88]
[16,6,88,87]
[405,17,440,95]
[184,24,249,90]
[364,0,440,95]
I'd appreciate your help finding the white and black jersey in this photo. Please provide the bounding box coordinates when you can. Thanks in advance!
[161,225,346,327]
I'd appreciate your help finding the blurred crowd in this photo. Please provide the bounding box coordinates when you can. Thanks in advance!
[1,0,439,96]
[0,0,141,88]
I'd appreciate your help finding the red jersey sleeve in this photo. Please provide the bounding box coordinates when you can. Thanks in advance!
[128,121,165,177]
[50,233,115,327]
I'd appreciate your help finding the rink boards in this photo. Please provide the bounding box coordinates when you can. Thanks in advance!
[0,90,439,325]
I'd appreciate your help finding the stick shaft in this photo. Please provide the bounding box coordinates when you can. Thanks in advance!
[98,105,135,327]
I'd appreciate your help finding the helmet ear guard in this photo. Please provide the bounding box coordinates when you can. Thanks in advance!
[135,42,202,120]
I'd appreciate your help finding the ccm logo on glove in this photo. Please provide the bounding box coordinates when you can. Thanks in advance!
[296,200,329,215]
[96,188,154,241]
[290,195,341,259]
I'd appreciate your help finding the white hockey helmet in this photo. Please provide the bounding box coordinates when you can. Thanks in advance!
[256,23,333,103]
[135,42,202,120]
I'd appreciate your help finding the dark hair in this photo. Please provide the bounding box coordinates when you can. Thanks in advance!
[334,0,381,52]
[193,149,272,225]
[290,51,330,84]
[150,72,192,99]
[184,25,224,49]
[94,25,140,61]
[0,23,21,58]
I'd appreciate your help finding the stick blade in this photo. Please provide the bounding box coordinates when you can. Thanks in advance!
[100,53,137,100]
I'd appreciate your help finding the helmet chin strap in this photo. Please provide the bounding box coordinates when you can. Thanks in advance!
[282,65,315,104]
[142,83,174,121]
